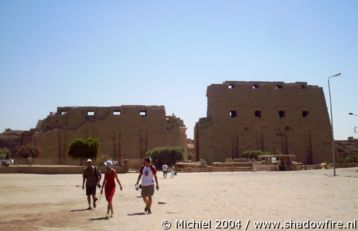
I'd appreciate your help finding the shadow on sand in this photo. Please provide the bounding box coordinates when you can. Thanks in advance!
[89,217,109,221]
[127,212,146,216]
[70,208,91,212]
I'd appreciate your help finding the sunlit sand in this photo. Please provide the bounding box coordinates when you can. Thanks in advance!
[0,168,357,231]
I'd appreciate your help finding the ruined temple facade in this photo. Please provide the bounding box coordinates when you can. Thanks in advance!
[195,81,332,164]
[28,106,186,164]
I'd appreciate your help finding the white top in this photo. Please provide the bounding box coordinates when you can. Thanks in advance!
[141,166,156,186]
[162,164,168,171]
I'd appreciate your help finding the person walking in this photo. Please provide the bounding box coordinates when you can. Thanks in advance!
[101,160,123,218]
[135,157,159,214]
[27,155,32,168]
[171,165,176,179]
[82,159,101,210]
[162,163,168,178]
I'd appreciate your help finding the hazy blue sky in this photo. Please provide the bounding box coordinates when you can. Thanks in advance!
[0,0,357,139]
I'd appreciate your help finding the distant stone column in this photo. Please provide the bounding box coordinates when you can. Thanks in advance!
[112,131,116,160]
[260,130,264,152]
[144,130,148,156]
[118,131,122,161]
[63,130,67,164]
[112,131,122,161]
[139,131,147,158]
[194,126,200,161]
[231,131,239,159]
[179,127,187,156]
[58,131,65,164]
[307,131,313,164]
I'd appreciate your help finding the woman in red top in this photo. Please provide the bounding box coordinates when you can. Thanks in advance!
[101,160,123,218]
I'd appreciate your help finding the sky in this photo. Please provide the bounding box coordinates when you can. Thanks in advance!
[0,0,357,140]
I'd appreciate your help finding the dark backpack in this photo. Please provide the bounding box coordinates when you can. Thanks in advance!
[94,166,101,182]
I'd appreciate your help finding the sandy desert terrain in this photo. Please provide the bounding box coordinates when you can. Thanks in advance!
[0,168,357,231]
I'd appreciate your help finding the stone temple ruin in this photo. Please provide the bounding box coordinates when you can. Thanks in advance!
[0,81,338,167]
[11,106,187,164]
[195,81,332,164]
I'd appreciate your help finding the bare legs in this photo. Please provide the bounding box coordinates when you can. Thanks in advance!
[92,194,97,208]
[87,195,91,209]
[87,194,97,209]
[148,196,152,210]
[106,202,114,218]
[142,196,152,214]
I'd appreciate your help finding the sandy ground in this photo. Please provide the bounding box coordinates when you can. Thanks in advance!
[0,168,357,231]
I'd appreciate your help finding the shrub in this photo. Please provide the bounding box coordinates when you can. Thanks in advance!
[242,150,268,160]
[345,154,358,163]
[187,151,194,161]
[68,137,100,164]
[68,138,86,160]
[86,137,100,159]
[0,147,11,158]
[16,144,40,158]
[147,146,184,169]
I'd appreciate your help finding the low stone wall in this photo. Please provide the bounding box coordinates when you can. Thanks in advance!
[176,162,253,172]
[336,163,358,168]
[178,167,251,173]
[253,164,279,171]
[2,162,355,174]
[212,162,253,168]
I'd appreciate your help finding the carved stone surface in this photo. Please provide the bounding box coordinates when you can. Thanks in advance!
[195,81,332,164]
[1,105,187,164]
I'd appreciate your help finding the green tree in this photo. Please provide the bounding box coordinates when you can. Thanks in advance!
[67,137,100,164]
[68,138,86,161]
[16,144,40,158]
[86,137,100,159]
[147,146,184,169]
[0,147,11,158]
[345,154,358,163]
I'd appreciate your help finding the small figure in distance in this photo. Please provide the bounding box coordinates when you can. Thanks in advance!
[171,165,176,179]
[162,163,168,179]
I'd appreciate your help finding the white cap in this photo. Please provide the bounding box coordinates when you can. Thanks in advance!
[104,160,113,168]
[87,159,92,162]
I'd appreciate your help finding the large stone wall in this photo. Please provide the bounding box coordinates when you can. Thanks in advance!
[195,81,332,164]
[24,105,186,164]
[0,129,23,152]
[336,137,358,161]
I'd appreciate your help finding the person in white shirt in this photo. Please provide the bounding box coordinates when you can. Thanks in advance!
[135,157,159,214]
[162,164,168,178]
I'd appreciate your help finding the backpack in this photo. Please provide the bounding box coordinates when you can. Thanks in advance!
[94,166,101,182]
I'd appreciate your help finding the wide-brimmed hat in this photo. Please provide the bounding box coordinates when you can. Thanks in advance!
[104,160,113,168]
[87,159,92,163]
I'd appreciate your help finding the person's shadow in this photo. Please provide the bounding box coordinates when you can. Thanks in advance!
[89,216,109,221]
[70,208,91,212]
[127,212,146,216]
